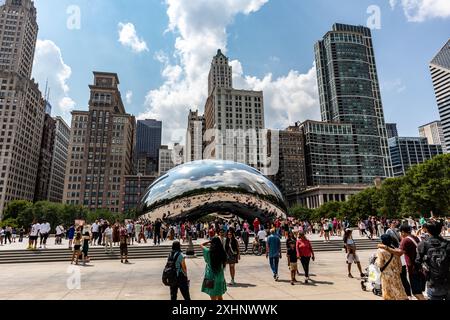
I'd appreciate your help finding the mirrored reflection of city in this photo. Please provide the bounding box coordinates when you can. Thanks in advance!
[139,160,288,222]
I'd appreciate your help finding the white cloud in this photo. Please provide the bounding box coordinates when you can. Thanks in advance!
[125,90,133,104]
[139,0,319,144]
[381,78,407,93]
[32,39,75,121]
[118,22,149,53]
[390,0,450,22]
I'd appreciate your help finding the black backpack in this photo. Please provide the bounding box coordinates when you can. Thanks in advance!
[423,238,450,286]
[162,252,181,287]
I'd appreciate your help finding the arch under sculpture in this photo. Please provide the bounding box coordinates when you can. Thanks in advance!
[139,160,288,224]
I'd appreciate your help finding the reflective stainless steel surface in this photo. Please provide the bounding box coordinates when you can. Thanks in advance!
[139,160,287,223]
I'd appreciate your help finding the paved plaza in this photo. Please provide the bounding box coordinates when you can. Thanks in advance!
[0,250,379,300]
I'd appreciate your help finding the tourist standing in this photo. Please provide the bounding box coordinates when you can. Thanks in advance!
[82,232,90,265]
[154,219,162,246]
[343,229,364,278]
[253,218,260,233]
[287,240,298,285]
[266,229,282,281]
[39,220,50,249]
[91,220,99,246]
[4,225,12,244]
[104,224,113,254]
[168,241,191,301]
[416,221,450,300]
[28,221,40,250]
[201,238,227,301]
[376,235,408,300]
[71,232,82,265]
[297,232,315,284]
[119,227,129,264]
[55,224,64,245]
[113,221,120,247]
[225,229,240,285]
[0,227,4,245]
[241,226,249,253]
[11,227,17,243]
[68,224,75,249]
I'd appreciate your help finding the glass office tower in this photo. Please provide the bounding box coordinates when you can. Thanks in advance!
[315,23,392,183]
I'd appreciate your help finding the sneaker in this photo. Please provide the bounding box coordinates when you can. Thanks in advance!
[348,274,354,278]
[360,273,365,278]
[125,260,129,264]
[291,281,295,286]
[305,279,309,284]
[275,275,279,281]
[121,260,123,263]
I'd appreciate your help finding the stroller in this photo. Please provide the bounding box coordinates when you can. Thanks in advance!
[361,254,382,296]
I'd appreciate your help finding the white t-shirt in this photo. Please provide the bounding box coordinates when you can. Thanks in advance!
[104,227,112,238]
[56,225,64,235]
[257,230,267,240]
[40,222,50,234]
[30,223,40,236]
[91,223,99,233]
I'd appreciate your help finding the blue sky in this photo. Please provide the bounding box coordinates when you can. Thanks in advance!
[31,0,450,142]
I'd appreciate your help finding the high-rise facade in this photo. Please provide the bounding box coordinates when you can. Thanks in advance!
[63,72,135,213]
[34,113,56,202]
[122,174,156,212]
[301,120,361,185]
[0,0,46,216]
[135,119,162,175]
[204,50,266,170]
[268,124,307,198]
[419,120,446,150]
[158,144,184,176]
[386,123,399,139]
[389,137,443,177]
[185,109,205,163]
[430,39,450,154]
[48,116,70,203]
[315,23,392,182]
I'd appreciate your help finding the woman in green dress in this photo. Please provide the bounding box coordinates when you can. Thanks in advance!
[201,237,227,300]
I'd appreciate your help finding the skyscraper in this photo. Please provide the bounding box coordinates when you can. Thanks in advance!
[389,137,443,177]
[315,23,392,182]
[419,120,446,150]
[204,50,265,170]
[386,123,399,139]
[0,0,46,216]
[48,116,70,203]
[63,72,135,213]
[430,39,450,154]
[135,119,162,175]
[34,114,56,202]
[186,109,205,163]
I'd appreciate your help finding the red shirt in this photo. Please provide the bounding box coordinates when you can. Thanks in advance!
[400,235,420,275]
[296,239,313,258]
[253,220,260,231]
[274,220,281,228]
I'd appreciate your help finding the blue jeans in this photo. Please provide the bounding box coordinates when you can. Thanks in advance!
[269,257,279,276]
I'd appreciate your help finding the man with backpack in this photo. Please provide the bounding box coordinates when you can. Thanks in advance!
[416,221,450,300]
[163,241,190,301]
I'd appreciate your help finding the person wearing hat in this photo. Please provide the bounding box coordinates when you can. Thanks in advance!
[376,234,408,300]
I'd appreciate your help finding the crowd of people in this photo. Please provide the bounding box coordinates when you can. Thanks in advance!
[1,214,449,301]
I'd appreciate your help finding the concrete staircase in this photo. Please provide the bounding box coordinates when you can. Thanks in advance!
[0,238,382,264]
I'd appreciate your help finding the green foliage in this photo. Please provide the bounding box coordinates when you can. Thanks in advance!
[400,154,450,216]
[0,218,18,228]
[290,155,450,223]
[3,200,32,220]
[289,205,315,221]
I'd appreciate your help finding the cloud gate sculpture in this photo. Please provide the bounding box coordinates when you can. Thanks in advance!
[139,160,288,223]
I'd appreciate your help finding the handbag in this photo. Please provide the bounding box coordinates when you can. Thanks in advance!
[203,278,215,289]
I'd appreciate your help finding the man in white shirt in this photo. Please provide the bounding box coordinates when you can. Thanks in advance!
[91,221,99,246]
[104,224,113,254]
[28,221,40,250]
[55,225,65,245]
[39,220,50,249]
[257,228,267,248]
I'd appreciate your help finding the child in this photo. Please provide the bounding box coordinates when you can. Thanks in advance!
[71,233,82,265]
[119,228,129,264]
[287,241,298,285]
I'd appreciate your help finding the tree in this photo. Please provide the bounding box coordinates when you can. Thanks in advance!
[315,201,343,219]
[379,177,404,218]
[289,205,315,221]
[400,154,450,216]
[3,200,32,220]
